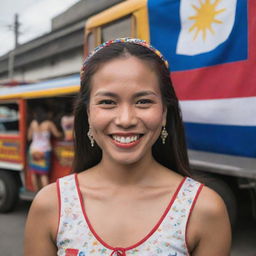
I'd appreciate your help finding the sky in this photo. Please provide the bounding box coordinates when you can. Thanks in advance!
[0,0,80,56]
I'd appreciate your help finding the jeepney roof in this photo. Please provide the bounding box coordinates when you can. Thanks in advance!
[86,0,146,30]
[0,74,80,100]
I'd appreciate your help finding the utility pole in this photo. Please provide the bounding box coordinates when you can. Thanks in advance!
[8,13,20,80]
[14,14,20,48]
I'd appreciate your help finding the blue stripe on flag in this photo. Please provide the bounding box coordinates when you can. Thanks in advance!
[148,0,248,71]
[184,122,256,157]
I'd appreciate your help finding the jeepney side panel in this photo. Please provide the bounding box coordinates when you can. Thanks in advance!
[0,99,26,172]
[50,140,74,181]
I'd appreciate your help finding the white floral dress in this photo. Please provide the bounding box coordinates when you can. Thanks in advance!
[56,174,203,256]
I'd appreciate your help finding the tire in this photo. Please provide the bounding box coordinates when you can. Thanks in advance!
[0,171,19,213]
[201,175,237,227]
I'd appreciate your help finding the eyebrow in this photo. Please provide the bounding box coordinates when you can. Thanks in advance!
[134,91,158,97]
[94,91,117,97]
[94,90,158,98]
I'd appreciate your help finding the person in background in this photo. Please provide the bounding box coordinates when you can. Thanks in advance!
[61,111,74,141]
[27,106,62,191]
[25,38,231,256]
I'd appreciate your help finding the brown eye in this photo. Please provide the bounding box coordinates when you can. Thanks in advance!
[136,99,154,105]
[98,100,116,105]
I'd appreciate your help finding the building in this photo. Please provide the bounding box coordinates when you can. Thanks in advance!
[0,0,123,82]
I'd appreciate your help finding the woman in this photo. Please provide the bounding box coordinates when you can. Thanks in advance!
[24,38,231,255]
[28,106,62,191]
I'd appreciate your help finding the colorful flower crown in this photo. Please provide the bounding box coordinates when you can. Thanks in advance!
[80,38,169,78]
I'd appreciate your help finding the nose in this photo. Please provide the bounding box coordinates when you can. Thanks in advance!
[114,104,137,128]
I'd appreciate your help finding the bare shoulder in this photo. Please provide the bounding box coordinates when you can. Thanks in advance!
[29,120,37,128]
[24,182,60,255]
[31,182,58,210]
[47,120,56,126]
[26,182,59,237]
[187,185,232,256]
[195,185,228,220]
[42,120,54,128]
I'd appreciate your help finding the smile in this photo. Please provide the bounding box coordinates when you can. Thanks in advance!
[109,134,143,148]
[111,135,140,144]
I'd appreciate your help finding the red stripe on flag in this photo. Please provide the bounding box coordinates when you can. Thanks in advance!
[249,0,256,59]
[172,0,256,101]
[172,60,256,100]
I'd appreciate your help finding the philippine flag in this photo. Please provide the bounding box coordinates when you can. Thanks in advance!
[176,0,237,56]
[148,0,247,71]
[148,0,256,158]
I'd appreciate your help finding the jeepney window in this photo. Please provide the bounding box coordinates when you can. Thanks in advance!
[102,15,132,42]
[0,103,19,134]
[87,32,95,53]
[27,96,75,132]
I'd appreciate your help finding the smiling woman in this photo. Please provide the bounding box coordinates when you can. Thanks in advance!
[24,38,231,256]
[87,55,166,166]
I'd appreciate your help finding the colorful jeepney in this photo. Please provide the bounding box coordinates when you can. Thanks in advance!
[0,75,80,212]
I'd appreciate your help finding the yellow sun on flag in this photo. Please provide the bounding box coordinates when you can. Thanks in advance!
[189,0,226,41]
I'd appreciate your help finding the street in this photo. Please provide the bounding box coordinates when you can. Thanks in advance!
[232,219,256,256]
[0,200,30,256]
[0,199,256,255]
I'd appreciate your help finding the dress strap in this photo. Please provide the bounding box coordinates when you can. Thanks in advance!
[57,174,79,202]
[165,177,203,253]
[56,174,85,250]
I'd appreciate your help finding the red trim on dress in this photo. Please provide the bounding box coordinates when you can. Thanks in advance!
[184,183,204,254]
[55,178,62,243]
[75,173,186,252]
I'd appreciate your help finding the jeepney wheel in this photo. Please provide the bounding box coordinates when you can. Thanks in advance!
[0,171,19,213]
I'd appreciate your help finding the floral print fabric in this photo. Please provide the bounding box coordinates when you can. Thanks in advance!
[56,174,202,256]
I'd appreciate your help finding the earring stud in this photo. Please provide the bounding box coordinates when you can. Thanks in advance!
[161,126,168,144]
[87,128,94,147]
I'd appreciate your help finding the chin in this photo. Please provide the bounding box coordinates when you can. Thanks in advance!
[107,151,150,166]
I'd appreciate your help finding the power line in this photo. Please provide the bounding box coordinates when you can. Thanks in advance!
[3,14,21,49]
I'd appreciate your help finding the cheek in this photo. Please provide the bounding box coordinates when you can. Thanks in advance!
[88,106,111,131]
[140,107,165,130]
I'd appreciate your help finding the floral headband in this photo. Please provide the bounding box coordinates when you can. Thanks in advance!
[80,38,169,78]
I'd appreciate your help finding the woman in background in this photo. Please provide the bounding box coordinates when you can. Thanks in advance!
[28,106,62,191]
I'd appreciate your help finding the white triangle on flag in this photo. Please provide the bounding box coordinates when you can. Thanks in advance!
[176,0,237,56]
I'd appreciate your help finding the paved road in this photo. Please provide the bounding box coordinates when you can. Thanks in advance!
[0,200,256,255]
[232,219,256,256]
[0,200,30,256]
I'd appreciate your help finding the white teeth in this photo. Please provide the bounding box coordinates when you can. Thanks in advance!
[112,135,139,144]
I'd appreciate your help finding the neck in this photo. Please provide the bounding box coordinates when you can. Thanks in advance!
[95,154,161,187]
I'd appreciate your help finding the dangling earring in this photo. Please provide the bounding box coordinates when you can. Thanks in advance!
[161,126,168,144]
[87,127,94,147]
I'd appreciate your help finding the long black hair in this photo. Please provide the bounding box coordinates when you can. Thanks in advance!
[73,42,191,177]
[33,105,49,124]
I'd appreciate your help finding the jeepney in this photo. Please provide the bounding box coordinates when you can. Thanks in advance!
[0,75,80,212]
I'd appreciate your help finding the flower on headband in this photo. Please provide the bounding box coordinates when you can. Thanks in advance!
[82,37,169,70]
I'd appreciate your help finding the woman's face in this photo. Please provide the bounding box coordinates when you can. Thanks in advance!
[88,56,166,166]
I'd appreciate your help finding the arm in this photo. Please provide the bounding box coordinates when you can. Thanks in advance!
[24,183,59,256]
[27,122,34,141]
[188,186,232,256]
[49,121,63,138]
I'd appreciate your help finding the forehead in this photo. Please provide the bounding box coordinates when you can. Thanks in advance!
[90,56,160,95]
